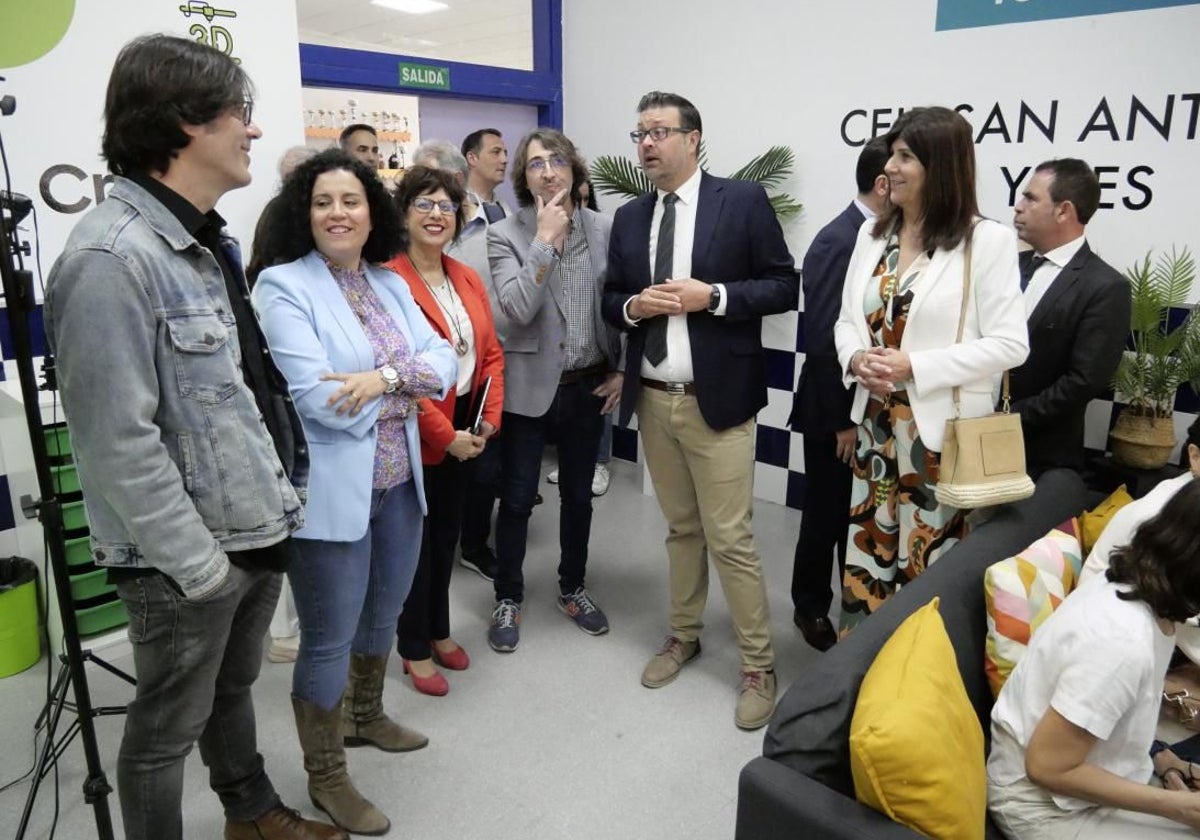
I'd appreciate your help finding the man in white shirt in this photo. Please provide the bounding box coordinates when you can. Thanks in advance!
[1008,158,1130,475]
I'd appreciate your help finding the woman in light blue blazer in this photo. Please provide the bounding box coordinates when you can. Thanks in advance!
[833,107,1029,636]
[253,150,455,836]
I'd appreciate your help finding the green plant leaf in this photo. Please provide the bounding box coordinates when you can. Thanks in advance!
[769,193,804,220]
[729,146,795,189]
[589,155,652,199]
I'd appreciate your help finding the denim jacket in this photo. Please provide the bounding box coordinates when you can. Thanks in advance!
[44,177,306,599]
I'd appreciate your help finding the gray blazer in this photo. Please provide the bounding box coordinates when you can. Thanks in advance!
[487,205,619,418]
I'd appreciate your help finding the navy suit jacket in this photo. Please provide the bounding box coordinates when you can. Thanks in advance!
[601,172,798,430]
[1008,242,1129,472]
[788,202,864,435]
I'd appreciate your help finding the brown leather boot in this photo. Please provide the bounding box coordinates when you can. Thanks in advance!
[291,695,390,836]
[224,804,348,839]
[342,653,429,752]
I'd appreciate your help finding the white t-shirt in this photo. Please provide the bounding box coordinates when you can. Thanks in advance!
[1081,473,1194,585]
[988,576,1176,811]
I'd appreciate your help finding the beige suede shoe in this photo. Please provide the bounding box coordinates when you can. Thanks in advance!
[640,636,701,688]
[735,669,777,731]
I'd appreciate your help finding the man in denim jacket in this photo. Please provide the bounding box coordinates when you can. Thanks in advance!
[44,35,342,840]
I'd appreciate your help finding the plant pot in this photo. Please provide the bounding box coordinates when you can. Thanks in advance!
[1109,410,1177,470]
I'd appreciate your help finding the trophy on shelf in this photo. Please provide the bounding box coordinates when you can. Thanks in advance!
[348,98,358,125]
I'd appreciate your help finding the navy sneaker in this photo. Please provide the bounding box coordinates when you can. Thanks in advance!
[487,599,522,652]
[557,587,610,636]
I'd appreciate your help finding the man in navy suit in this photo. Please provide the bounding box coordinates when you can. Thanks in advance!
[786,138,889,652]
[602,91,797,730]
[1010,158,1129,475]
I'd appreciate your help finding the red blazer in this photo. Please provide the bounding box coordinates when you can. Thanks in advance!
[386,252,505,465]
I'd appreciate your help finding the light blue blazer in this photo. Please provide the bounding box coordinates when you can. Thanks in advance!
[253,250,456,542]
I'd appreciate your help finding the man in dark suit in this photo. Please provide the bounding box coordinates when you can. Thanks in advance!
[1010,158,1130,475]
[787,138,889,652]
[602,91,797,730]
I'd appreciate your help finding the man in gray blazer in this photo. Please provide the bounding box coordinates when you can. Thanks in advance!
[485,128,623,653]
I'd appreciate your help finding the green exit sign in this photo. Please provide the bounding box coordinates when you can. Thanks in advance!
[398,61,451,91]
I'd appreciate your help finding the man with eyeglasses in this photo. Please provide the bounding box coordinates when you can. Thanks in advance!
[602,91,798,730]
[44,35,338,840]
[484,128,623,652]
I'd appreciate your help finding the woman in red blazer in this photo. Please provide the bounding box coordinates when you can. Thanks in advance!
[387,165,505,695]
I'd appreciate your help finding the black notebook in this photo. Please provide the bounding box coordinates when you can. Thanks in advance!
[465,376,491,435]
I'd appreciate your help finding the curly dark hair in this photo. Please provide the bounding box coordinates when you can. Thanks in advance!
[393,165,468,249]
[102,34,251,176]
[1107,477,1200,622]
[253,149,402,269]
[872,106,980,253]
[510,128,588,209]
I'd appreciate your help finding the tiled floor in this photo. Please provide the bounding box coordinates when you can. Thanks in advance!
[0,457,821,840]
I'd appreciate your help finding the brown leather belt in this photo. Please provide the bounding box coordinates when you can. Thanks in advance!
[640,377,695,395]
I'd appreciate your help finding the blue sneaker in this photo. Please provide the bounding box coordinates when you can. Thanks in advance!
[487,599,522,652]
[557,587,610,636]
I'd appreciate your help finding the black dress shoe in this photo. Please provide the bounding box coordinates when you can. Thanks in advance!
[793,612,837,652]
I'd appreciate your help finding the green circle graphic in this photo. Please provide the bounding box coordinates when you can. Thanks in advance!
[0,1,76,68]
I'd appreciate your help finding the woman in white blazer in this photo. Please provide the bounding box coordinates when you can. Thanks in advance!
[253,150,455,835]
[833,107,1029,635]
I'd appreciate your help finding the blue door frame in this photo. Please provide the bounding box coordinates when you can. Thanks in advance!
[298,0,563,128]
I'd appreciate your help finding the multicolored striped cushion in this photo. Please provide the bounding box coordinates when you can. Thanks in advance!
[984,518,1082,698]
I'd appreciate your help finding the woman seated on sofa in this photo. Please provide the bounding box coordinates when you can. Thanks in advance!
[987,477,1200,839]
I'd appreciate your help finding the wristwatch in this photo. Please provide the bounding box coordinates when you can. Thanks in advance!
[707,285,722,313]
[379,365,400,394]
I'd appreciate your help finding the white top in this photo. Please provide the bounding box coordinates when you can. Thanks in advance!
[988,576,1177,811]
[627,166,727,383]
[426,279,476,395]
[1023,234,1086,315]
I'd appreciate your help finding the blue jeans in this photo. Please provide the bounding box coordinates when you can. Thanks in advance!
[114,562,283,840]
[494,375,605,603]
[290,481,422,709]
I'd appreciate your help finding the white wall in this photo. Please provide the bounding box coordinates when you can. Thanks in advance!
[563,0,1200,278]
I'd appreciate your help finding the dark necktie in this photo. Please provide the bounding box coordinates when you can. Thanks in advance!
[482,202,506,224]
[1020,253,1047,292]
[643,192,678,366]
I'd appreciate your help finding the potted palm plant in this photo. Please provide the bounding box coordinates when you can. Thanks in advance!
[1109,246,1200,469]
[589,144,802,220]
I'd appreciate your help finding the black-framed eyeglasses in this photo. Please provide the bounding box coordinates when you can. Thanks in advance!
[629,126,693,144]
[412,197,459,214]
[236,99,254,126]
[526,155,570,172]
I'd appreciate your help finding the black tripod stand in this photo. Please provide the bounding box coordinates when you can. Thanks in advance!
[0,86,130,840]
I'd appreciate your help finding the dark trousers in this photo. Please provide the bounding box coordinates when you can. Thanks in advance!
[398,400,473,660]
[459,435,500,555]
[114,562,283,840]
[790,430,853,619]
[494,375,605,603]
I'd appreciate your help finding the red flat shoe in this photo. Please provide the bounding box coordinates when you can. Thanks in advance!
[402,658,448,696]
[431,643,470,671]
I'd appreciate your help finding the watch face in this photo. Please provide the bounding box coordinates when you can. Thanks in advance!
[381,365,399,382]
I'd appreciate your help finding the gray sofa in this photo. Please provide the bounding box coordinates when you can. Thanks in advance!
[736,468,1088,839]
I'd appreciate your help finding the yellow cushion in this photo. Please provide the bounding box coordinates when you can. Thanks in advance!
[849,597,985,840]
[1079,484,1133,555]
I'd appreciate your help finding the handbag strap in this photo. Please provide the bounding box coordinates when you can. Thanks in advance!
[949,223,1011,418]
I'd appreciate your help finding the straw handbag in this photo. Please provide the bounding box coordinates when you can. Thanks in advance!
[933,231,1036,509]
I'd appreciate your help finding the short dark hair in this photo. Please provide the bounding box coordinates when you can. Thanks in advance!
[1107,477,1200,622]
[339,123,377,147]
[510,128,588,209]
[1189,415,1200,450]
[462,128,502,158]
[1034,158,1101,225]
[255,149,401,267]
[102,34,251,176]
[872,106,980,252]
[636,91,703,136]
[855,137,889,194]
[394,165,468,248]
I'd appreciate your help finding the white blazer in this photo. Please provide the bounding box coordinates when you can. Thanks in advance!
[833,217,1029,452]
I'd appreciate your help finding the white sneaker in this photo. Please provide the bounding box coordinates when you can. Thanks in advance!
[591,464,610,497]
[267,634,300,663]
[547,468,559,484]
